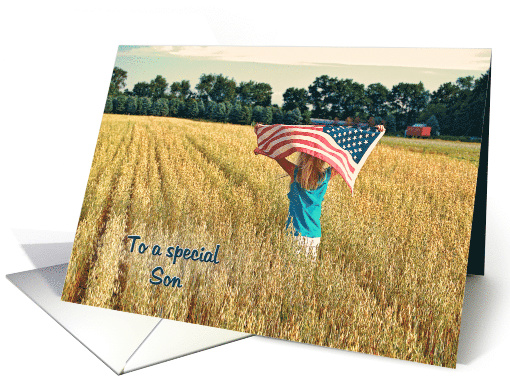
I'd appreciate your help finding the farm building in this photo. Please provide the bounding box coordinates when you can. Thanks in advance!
[406,123,431,138]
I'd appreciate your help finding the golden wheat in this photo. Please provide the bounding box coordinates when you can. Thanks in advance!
[62,114,479,368]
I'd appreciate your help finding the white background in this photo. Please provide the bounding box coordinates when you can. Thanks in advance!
[1,1,508,380]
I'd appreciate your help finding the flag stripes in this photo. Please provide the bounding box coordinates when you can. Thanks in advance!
[254,124,384,194]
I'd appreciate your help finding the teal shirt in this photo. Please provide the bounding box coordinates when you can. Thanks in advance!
[286,166,332,238]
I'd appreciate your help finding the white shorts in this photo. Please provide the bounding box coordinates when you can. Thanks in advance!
[295,236,321,261]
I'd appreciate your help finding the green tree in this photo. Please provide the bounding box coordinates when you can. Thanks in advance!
[224,101,232,116]
[126,96,138,115]
[186,98,199,119]
[206,101,217,120]
[253,83,273,106]
[426,115,440,135]
[196,74,237,103]
[104,97,113,113]
[168,98,179,116]
[252,106,265,123]
[308,76,367,119]
[108,67,127,96]
[282,87,309,115]
[228,101,244,124]
[170,80,192,100]
[263,106,273,124]
[308,75,336,118]
[132,82,152,98]
[366,83,390,117]
[177,99,186,117]
[284,108,303,124]
[467,70,490,136]
[328,79,367,120]
[430,82,460,106]
[237,81,255,105]
[113,95,128,114]
[389,82,429,129]
[197,100,205,118]
[383,114,396,132]
[196,74,215,102]
[152,98,169,116]
[419,103,447,132]
[210,74,237,103]
[216,103,227,122]
[456,76,474,91]
[138,97,152,115]
[150,75,169,99]
[237,81,273,106]
[421,71,489,137]
[302,109,311,125]
[272,106,284,124]
[449,71,489,136]
[242,105,252,125]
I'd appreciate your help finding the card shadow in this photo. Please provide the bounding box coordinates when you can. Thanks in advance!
[21,242,73,268]
[456,275,493,365]
[18,242,73,295]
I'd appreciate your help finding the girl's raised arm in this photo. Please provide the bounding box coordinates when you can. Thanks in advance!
[275,157,296,182]
[254,143,296,182]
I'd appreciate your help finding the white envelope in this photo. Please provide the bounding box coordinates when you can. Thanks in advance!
[6,230,251,375]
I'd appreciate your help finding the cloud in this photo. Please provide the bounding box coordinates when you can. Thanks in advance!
[117,46,491,71]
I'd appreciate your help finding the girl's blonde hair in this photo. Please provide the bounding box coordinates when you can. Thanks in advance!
[294,152,328,190]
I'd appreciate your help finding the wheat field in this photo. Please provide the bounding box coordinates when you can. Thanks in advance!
[62,114,480,368]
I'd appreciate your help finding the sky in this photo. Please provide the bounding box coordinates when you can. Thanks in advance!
[115,46,491,105]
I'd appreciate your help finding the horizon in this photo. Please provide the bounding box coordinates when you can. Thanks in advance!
[114,46,491,105]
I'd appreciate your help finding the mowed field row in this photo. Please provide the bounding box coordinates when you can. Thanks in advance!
[62,114,480,367]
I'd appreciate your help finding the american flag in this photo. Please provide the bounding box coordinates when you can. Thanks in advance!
[254,124,385,194]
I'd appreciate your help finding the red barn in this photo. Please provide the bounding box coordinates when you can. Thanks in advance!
[406,124,431,138]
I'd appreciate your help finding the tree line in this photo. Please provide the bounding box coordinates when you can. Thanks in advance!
[106,67,490,137]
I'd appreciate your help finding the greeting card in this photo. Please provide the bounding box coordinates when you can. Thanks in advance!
[62,46,490,368]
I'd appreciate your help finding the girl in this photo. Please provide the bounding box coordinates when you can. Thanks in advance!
[256,124,385,261]
[274,152,335,261]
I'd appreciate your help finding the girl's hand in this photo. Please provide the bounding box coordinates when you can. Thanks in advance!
[254,123,264,155]
[376,125,386,133]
